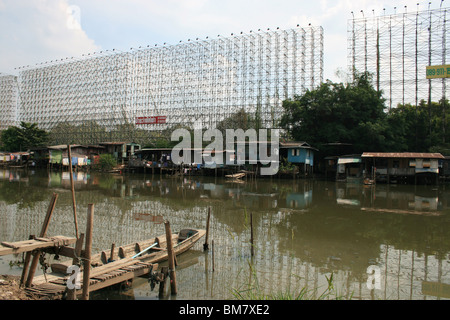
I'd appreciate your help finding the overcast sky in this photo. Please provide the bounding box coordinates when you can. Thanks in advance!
[0,0,446,82]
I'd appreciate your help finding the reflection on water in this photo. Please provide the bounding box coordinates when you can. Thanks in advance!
[0,168,449,300]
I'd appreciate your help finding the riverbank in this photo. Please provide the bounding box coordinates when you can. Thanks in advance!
[0,275,39,300]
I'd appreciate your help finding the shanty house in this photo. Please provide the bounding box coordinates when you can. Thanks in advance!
[335,155,364,182]
[280,142,318,175]
[100,142,141,164]
[361,152,444,184]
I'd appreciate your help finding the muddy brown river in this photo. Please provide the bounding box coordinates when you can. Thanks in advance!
[0,168,449,300]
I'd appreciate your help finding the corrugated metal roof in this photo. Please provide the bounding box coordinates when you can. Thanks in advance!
[280,141,308,147]
[280,141,318,151]
[48,144,82,149]
[338,157,362,164]
[362,152,444,159]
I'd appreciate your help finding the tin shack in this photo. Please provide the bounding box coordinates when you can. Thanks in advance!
[361,152,444,184]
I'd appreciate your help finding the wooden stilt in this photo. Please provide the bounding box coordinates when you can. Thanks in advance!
[25,193,58,287]
[19,235,34,287]
[158,266,169,298]
[203,207,211,251]
[81,204,94,300]
[109,243,115,262]
[66,233,85,300]
[68,145,79,239]
[72,233,85,266]
[164,221,177,295]
[250,212,254,257]
[212,239,215,272]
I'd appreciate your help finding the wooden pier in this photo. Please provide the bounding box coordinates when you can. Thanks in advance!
[25,255,158,299]
[0,193,207,300]
[0,194,210,300]
[0,236,77,256]
[0,202,159,299]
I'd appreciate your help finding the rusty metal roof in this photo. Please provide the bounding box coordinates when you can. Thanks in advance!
[361,152,444,159]
[280,141,318,151]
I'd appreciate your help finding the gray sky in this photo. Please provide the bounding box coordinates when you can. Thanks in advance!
[0,0,444,81]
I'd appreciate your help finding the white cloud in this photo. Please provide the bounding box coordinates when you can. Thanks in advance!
[0,0,99,75]
[1,0,445,80]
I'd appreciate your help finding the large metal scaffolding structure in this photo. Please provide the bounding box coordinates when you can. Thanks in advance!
[348,6,449,110]
[11,26,323,145]
[0,73,18,131]
[18,51,132,144]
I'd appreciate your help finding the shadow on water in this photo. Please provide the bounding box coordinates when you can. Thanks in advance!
[0,168,449,299]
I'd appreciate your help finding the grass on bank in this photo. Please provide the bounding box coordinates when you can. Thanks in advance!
[231,262,348,300]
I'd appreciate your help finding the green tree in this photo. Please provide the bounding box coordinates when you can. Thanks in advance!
[385,99,450,153]
[280,72,387,156]
[216,108,263,135]
[0,122,49,152]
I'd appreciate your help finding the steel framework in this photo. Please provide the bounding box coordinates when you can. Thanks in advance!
[0,73,18,131]
[348,6,449,110]
[11,26,323,145]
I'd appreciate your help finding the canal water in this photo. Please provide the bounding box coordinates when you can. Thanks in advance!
[0,168,449,300]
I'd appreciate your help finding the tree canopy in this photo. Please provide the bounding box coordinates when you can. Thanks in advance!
[280,72,450,157]
[0,122,49,152]
[215,107,262,133]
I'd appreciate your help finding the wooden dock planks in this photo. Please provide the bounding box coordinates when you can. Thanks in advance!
[26,258,157,299]
[3,216,205,299]
[0,236,77,256]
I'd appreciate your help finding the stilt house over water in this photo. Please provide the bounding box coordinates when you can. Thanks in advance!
[361,152,445,184]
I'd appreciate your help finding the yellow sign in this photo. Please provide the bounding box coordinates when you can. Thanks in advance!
[426,65,450,79]
[422,281,450,299]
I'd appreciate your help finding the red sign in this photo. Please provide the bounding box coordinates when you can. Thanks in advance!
[133,212,164,223]
[136,116,167,125]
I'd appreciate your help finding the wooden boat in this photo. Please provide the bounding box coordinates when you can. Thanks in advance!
[225,172,245,179]
[49,228,206,274]
[103,228,205,265]
[25,228,205,298]
[363,178,375,185]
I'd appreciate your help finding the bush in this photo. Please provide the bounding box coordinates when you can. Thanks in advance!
[98,154,117,171]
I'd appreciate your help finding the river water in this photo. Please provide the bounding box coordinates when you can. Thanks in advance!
[0,168,449,300]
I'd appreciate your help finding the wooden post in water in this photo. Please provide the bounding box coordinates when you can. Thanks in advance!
[19,235,34,287]
[164,220,177,295]
[68,145,79,239]
[203,207,211,251]
[81,204,94,300]
[250,213,254,257]
[158,267,169,298]
[24,193,58,287]
[109,243,115,262]
[66,233,85,300]
[212,239,215,272]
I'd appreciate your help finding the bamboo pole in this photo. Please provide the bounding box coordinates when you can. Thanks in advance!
[212,240,215,272]
[24,193,58,287]
[81,204,94,300]
[68,145,79,239]
[203,207,211,250]
[250,212,254,257]
[164,221,177,295]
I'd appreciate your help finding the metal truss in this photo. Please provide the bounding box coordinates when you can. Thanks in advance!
[129,26,323,130]
[11,26,323,145]
[0,73,18,131]
[348,6,449,110]
[17,51,131,144]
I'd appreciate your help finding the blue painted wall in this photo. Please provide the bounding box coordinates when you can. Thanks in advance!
[287,148,314,166]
